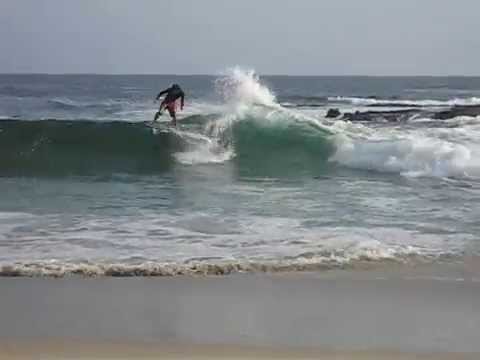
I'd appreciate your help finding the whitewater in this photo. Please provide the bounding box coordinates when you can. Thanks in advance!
[1,70,480,277]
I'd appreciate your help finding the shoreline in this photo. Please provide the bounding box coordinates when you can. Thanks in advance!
[1,256,479,279]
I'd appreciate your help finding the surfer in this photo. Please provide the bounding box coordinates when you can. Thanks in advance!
[154,84,185,126]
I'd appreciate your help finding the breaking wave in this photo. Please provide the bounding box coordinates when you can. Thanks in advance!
[2,68,480,179]
[330,117,480,178]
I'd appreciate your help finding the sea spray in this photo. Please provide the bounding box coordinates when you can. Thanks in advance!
[214,67,277,108]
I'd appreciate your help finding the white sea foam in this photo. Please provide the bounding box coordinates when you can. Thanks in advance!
[329,118,480,178]
[0,245,433,278]
[173,131,234,165]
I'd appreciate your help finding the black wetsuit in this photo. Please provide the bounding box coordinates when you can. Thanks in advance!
[157,84,185,105]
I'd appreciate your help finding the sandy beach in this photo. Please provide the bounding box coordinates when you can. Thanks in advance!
[1,341,479,360]
[1,266,479,359]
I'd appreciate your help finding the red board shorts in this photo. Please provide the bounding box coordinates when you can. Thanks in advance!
[164,100,178,113]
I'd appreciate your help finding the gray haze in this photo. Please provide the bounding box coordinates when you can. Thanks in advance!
[1,0,479,75]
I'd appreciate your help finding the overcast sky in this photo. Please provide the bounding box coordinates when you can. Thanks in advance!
[1,0,479,75]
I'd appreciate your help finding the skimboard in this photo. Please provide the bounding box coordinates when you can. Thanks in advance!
[146,120,212,145]
[146,120,176,134]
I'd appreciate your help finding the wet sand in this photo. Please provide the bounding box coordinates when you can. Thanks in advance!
[1,341,479,360]
[1,265,479,359]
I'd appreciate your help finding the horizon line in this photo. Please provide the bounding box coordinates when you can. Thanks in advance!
[1,72,480,78]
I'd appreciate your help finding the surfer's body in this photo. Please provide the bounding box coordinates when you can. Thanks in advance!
[154,84,185,126]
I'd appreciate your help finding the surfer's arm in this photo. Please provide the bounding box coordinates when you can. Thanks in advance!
[156,89,169,100]
[180,92,185,110]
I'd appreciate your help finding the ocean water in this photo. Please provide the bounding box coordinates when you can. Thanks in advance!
[1,68,480,276]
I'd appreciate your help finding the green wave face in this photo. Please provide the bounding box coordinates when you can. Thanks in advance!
[0,120,182,176]
[229,115,335,177]
[0,110,336,178]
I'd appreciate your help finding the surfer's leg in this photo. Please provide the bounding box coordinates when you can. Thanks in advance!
[154,102,166,121]
[168,108,176,126]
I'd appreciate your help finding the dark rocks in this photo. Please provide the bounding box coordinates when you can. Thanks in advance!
[326,108,341,118]
[342,111,375,122]
[324,104,480,123]
[433,105,480,120]
[325,107,419,122]
[341,109,418,122]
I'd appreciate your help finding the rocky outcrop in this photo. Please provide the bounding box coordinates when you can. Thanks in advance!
[433,105,480,120]
[341,109,418,122]
[324,104,480,123]
[326,108,341,118]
